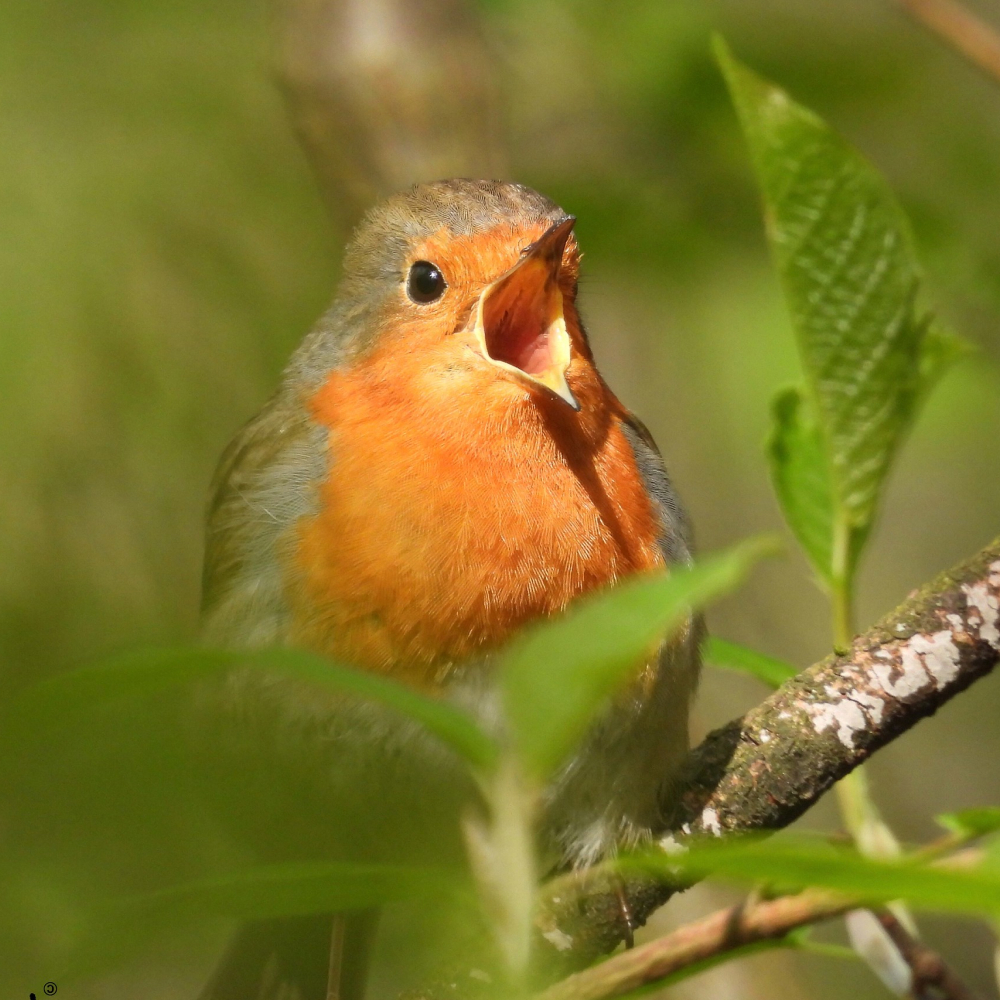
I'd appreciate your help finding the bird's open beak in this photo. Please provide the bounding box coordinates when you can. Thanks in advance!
[472,217,580,411]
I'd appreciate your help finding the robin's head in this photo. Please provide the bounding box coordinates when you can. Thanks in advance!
[294,179,589,412]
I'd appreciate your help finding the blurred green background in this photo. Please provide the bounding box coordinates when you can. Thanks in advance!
[2,0,999,996]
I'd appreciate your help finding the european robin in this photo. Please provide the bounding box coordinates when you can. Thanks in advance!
[198,179,699,999]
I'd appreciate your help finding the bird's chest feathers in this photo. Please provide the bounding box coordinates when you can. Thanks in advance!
[291,355,664,685]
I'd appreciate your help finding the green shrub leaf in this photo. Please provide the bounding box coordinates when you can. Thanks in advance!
[502,536,776,780]
[703,636,797,688]
[635,834,1000,916]
[935,807,1000,841]
[714,37,962,587]
[766,387,836,583]
[118,860,455,923]
[918,321,971,401]
[6,646,497,770]
[66,862,463,979]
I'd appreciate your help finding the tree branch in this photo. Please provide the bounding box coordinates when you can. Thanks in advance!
[895,0,1000,87]
[272,0,507,230]
[534,537,1000,975]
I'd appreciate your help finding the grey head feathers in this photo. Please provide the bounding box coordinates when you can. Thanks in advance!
[284,179,569,394]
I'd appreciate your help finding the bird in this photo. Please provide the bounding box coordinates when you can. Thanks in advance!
[197,179,700,1000]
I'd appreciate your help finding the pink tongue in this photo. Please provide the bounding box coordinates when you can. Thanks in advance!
[484,281,551,376]
[505,325,551,376]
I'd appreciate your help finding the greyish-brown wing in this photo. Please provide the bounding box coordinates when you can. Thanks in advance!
[619,411,695,569]
[201,389,328,648]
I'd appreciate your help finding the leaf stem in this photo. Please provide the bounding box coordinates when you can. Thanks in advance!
[790,935,862,963]
[830,517,854,653]
[835,771,874,845]
[828,529,897,853]
[831,579,853,653]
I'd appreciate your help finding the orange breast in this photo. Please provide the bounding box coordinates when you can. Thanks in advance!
[289,333,665,688]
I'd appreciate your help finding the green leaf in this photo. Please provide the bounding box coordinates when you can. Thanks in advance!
[787,929,862,963]
[6,646,497,771]
[502,536,776,780]
[118,861,455,923]
[69,862,463,979]
[917,320,971,401]
[714,37,963,585]
[935,807,1000,840]
[2,649,484,982]
[703,636,797,689]
[634,834,1000,917]
[766,387,835,584]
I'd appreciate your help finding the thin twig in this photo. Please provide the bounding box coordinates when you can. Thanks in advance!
[536,890,852,1000]
[875,908,985,1000]
[534,846,993,1000]
[896,0,1000,86]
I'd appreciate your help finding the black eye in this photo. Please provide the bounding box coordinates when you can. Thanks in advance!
[406,260,446,303]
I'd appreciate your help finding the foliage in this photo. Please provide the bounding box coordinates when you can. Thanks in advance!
[714,36,966,603]
[702,634,797,688]
[671,37,984,999]
[936,807,1000,841]
[6,646,498,769]
[0,536,770,986]
[634,834,1000,918]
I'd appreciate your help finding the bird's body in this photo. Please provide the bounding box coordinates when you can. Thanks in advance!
[199,180,699,998]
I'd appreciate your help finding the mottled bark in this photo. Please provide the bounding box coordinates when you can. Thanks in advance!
[534,537,1000,974]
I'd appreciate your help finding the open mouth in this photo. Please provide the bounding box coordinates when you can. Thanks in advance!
[472,217,579,410]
